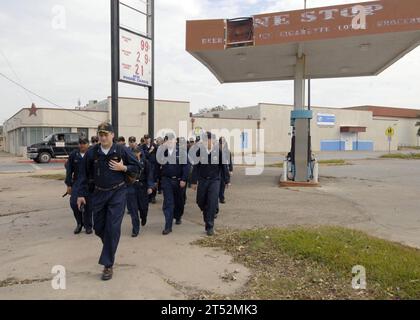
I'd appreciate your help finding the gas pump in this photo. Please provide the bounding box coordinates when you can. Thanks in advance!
[285,109,317,182]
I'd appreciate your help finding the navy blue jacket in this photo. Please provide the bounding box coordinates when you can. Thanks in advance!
[136,157,155,189]
[223,147,233,172]
[141,143,157,163]
[77,143,139,197]
[157,146,190,182]
[191,145,231,184]
[65,150,85,187]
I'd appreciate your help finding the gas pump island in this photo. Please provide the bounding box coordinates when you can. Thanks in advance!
[185,0,420,185]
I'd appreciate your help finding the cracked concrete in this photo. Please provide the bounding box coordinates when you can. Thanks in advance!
[0,172,251,300]
[1,157,420,299]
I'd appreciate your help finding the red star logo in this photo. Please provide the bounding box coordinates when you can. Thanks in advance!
[28,103,37,116]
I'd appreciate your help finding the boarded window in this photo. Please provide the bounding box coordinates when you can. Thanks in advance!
[226,18,254,49]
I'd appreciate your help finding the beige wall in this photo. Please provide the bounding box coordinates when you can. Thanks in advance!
[194,104,407,153]
[310,108,404,152]
[368,118,399,151]
[0,127,4,152]
[115,98,191,140]
[154,100,191,137]
[3,108,108,155]
[258,104,402,152]
[193,117,259,155]
[4,99,192,156]
[259,104,293,153]
[3,100,419,156]
[4,108,108,133]
[397,118,420,147]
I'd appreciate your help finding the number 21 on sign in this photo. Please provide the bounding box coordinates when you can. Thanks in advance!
[135,39,150,76]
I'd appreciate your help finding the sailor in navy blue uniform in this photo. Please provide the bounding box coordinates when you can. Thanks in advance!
[191,132,231,236]
[77,123,139,281]
[142,134,159,204]
[128,136,138,152]
[156,133,190,235]
[217,137,233,217]
[127,148,155,237]
[65,137,92,235]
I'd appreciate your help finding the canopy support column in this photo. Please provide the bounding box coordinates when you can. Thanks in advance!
[293,54,312,182]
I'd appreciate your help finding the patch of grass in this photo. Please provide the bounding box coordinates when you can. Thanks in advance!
[398,146,420,151]
[268,159,348,168]
[380,153,420,160]
[267,162,284,168]
[318,159,348,166]
[30,173,66,181]
[196,226,420,300]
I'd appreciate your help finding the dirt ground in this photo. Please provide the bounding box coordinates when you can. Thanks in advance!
[0,156,419,299]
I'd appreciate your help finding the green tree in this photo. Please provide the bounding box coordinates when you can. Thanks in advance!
[198,105,229,115]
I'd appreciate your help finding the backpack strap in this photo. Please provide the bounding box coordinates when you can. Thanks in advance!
[93,143,101,162]
[115,143,124,160]
[115,144,138,185]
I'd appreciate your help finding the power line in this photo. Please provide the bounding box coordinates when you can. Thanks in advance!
[0,71,104,124]
[0,72,150,130]
[0,50,32,104]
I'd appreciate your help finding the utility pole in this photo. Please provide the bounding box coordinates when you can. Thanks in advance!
[148,0,155,138]
[111,0,120,137]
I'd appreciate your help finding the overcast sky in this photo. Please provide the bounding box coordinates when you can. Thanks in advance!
[1,0,420,123]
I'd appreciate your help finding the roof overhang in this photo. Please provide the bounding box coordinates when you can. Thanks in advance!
[340,126,367,133]
[186,0,420,83]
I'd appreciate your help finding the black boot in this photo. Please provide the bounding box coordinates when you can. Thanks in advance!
[74,224,83,234]
[101,267,113,281]
[162,229,172,235]
[141,217,147,226]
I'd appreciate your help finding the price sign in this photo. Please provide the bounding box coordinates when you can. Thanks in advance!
[119,28,152,87]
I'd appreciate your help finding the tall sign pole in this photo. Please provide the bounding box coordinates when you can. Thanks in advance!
[148,0,155,138]
[111,0,154,139]
[111,0,120,137]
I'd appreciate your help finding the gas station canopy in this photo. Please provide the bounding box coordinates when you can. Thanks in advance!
[186,0,420,184]
[186,0,420,83]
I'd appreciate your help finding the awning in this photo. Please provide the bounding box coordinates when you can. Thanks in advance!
[186,0,420,83]
[340,126,367,133]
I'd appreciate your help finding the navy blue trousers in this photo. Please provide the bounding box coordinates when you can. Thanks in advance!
[148,161,158,202]
[196,178,220,231]
[161,177,185,231]
[70,185,92,230]
[91,185,127,267]
[219,176,227,202]
[127,183,149,234]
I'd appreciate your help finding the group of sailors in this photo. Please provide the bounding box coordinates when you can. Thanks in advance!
[64,122,233,281]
